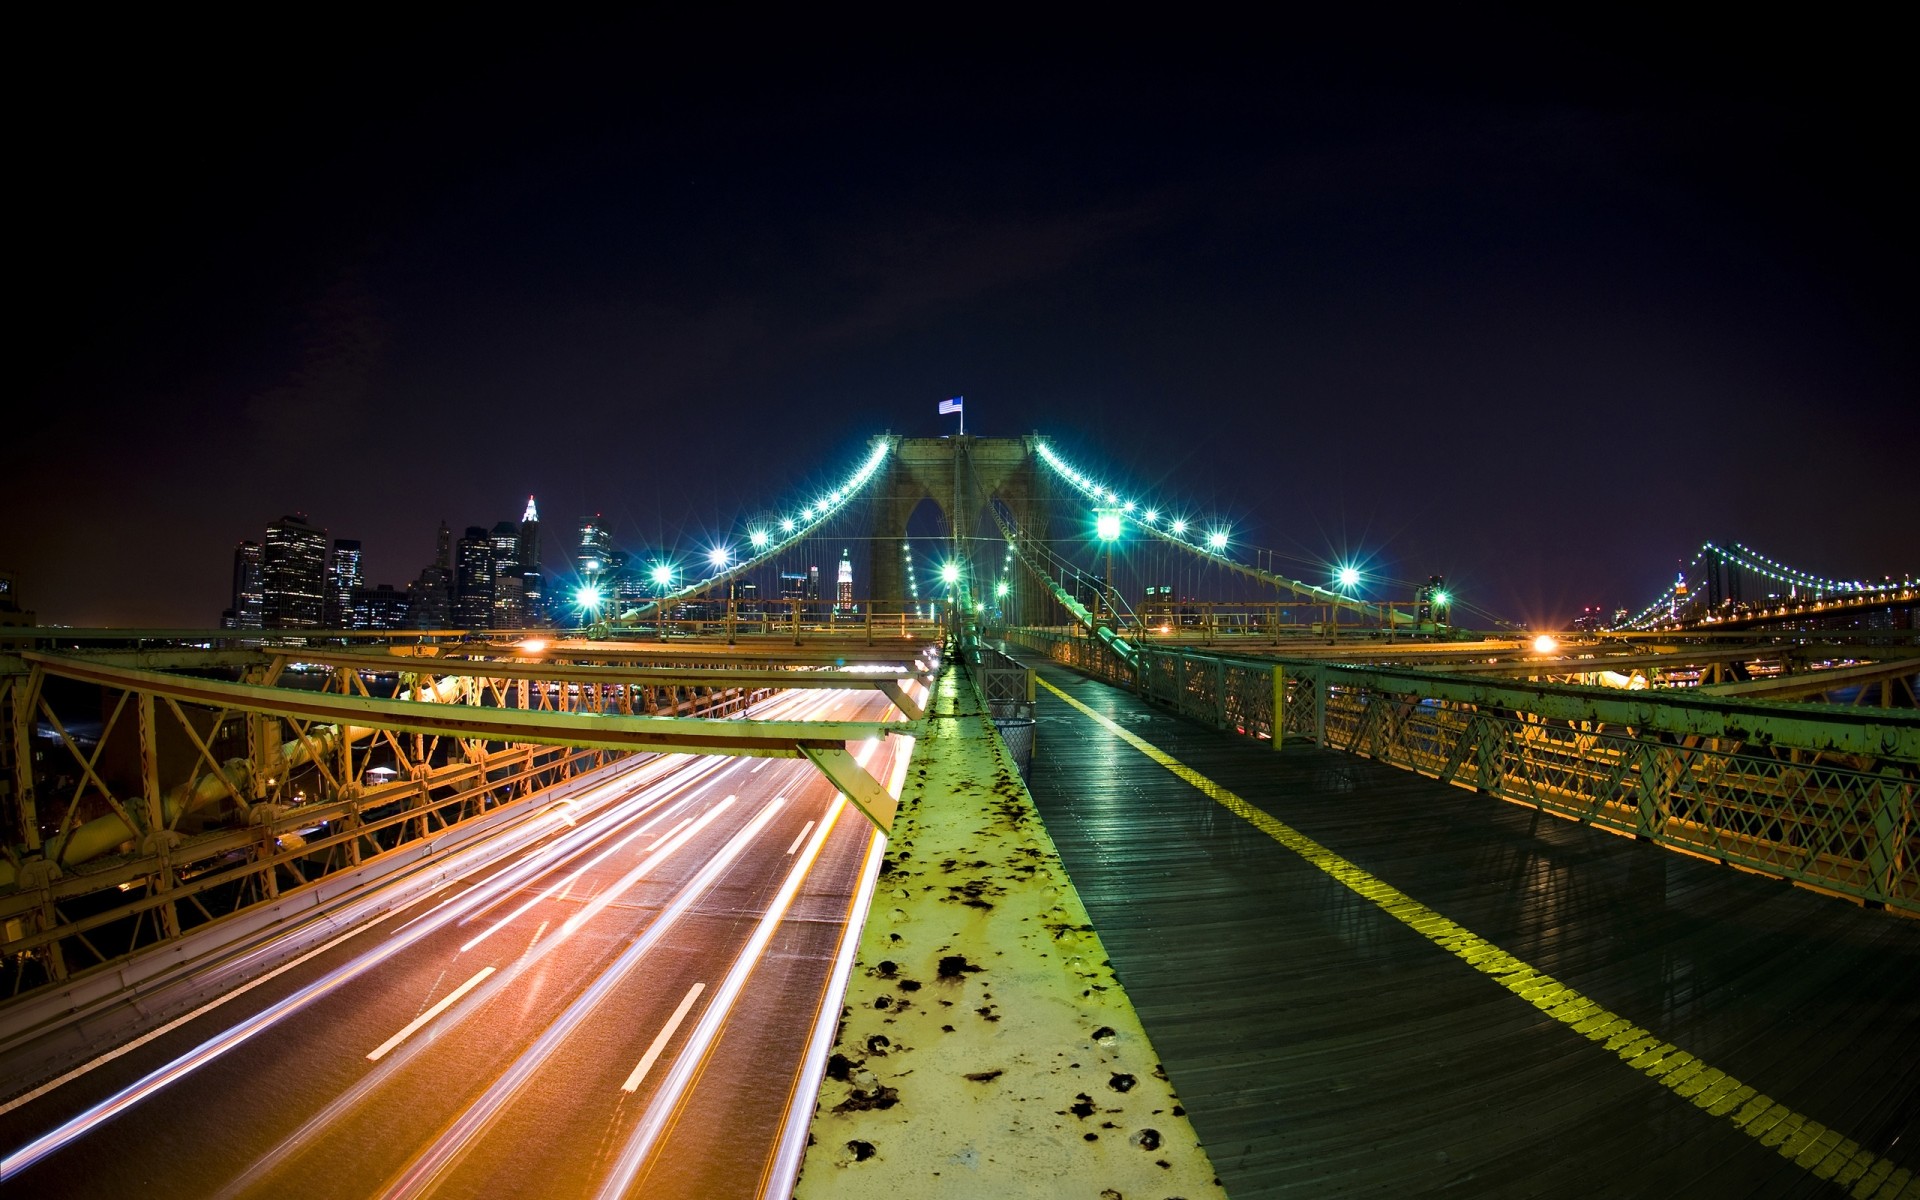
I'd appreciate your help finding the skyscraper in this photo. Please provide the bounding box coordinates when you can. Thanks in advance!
[577,515,612,579]
[352,583,412,630]
[455,526,495,630]
[837,548,854,609]
[225,540,264,629]
[327,538,362,628]
[410,519,453,628]
[519,496,544,625]
[262,514,328,629]
[490,521,524,628]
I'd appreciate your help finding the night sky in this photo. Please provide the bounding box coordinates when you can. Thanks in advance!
[12,17,1916,629]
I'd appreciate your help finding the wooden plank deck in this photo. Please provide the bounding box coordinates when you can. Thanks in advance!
[1013,653,1920,1198]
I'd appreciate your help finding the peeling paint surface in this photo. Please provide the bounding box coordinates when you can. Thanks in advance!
[795,667,1226,1199]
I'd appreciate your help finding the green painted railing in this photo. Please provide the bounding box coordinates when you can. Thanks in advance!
[1007,627,1920,916]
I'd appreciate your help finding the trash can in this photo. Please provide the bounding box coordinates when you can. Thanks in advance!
[991,716,1036,779]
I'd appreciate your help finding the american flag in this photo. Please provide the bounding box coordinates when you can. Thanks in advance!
[939,396,964,414]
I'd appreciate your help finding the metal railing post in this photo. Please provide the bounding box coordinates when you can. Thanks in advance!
[1272,664,1284,750]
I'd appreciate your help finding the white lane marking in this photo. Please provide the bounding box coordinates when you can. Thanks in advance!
[593,799,845,1198]
[751,759,769,773]
[524,921,549,955]
[375,797,781,1199]
[620,983,707,1093]
[0,898,412,1120]
[785,820,814,856]
[367,967,497,1062]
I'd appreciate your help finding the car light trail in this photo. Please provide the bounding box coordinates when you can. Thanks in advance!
[1,749,742,1181]
[592,795,850,1200]
[621,982,708,1093]
[366,967,497,1062]
[457,799,702,954]
[220,790,779,1199]
[552,797,735,943]
[764,731,911,1198]
[377,796,789,1200]
[0,757,702,1182]
[765,811,892,1199]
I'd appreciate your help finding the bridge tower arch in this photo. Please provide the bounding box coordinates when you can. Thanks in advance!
[870,435,1061,627]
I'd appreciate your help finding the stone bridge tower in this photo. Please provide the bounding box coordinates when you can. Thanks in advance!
[868,435,1061,626]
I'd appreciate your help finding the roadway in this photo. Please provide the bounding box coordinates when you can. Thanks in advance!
[0,685,911,1199]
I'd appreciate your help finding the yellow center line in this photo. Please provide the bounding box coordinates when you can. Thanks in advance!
[1036,675,1914,1198]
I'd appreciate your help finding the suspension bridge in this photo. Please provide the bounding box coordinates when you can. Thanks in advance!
[1,433,1915,1198]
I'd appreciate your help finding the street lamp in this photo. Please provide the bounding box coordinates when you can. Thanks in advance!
[1095,508,1121,626]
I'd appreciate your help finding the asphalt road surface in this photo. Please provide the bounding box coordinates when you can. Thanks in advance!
[0,685,910,1199]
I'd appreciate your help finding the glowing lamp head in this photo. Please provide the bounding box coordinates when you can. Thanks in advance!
[1171,519,1188,536]
[941,562,961,584]
[650,563,674,588]
[780,518,795,533]
[1121,500,1134,513]
[1533,634,1559,654]
[574,584,603,610]
[801,506,815,520]
[1096,512,1122,541]
[1432,590,1450,607]
[1337,566,1361,589]
[1207,529,1229,551]
[708,546,732,568]
[750,529,770,549]
[1144,509,1159,524]
[995,580,1009,597]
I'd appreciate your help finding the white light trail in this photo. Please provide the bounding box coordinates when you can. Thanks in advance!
[764,815,891,1199]
[592,797,846,1200]
[377,796,787,1200]
[0,754,706,1181]
[217,788,759,1199]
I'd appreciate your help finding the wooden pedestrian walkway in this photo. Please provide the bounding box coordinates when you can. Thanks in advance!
[1011,651,1920,1198]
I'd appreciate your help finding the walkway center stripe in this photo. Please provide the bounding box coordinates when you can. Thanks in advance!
[1036,675,1913,1198]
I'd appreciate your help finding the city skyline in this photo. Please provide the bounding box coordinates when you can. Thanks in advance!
[9,18,1918,629]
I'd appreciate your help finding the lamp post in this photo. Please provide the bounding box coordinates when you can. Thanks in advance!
[575,583,605,640]
[649,562,675,640]
[1095,509,1121,628]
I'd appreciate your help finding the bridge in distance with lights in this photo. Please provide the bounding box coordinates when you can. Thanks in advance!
[1,433,1916,1199]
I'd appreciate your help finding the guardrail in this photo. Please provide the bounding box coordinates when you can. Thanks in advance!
[1007,627,1920,916]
